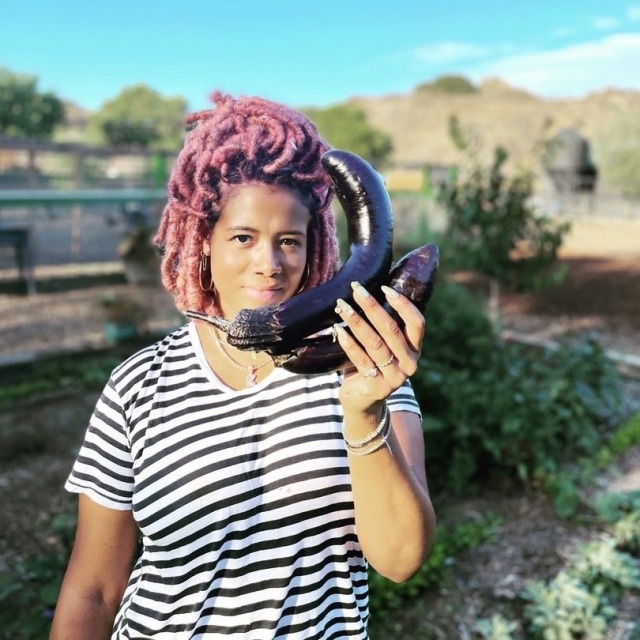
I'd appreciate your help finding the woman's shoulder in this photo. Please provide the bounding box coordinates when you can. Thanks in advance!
[110,324,193,387]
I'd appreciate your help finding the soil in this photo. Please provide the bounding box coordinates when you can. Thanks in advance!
[0,217,639,638]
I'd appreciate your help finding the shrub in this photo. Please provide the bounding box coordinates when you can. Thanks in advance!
[608,412,640,455]
[0,513,76,639]
[475,614,520,640]
[437,126,570,293]
[414,281,624,496]
[523,572,614,640]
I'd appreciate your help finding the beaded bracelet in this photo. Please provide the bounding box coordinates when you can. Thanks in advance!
[343,405,391,456]
[342,403,389,449]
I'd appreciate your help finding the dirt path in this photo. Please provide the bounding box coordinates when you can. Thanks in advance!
[559,217,640,259]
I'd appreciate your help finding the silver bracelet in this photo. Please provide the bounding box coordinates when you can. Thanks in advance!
[343,403,390,450]
[344,418,391,456]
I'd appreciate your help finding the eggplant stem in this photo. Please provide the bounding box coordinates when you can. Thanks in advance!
[185,310,231,332]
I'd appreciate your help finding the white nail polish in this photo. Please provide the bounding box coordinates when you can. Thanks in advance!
[381,285,400,298]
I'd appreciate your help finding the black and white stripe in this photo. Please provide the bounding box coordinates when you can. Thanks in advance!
[66,323,421,639]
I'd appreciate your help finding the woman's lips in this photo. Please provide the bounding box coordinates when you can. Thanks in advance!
[243,287,283,304]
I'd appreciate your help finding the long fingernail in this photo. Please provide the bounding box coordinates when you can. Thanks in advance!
[332,323,347,339]
[335,298,354,315]
[351,281,370,297]
[381,285,400,299]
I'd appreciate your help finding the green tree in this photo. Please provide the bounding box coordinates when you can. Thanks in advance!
[305,104,393,168]
[0,68,65,139]
[438,115,570,324]
[416,74,477,95]
[91,84,187,150]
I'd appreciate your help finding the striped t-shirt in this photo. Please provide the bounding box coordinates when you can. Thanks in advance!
[66,322,421,639]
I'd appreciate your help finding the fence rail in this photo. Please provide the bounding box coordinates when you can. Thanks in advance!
[0,188,166,207]
[0,190,168,290]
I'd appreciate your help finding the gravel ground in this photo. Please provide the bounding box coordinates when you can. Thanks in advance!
[0,263,182,364]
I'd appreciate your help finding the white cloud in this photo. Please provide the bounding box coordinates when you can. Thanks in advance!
[628,5,640,20]
[592,16,619,30]
[467,33,640,98]
[410,41,489,64]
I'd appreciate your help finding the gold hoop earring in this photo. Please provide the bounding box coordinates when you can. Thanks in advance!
[296,264,309,294]
[199,251,215,292]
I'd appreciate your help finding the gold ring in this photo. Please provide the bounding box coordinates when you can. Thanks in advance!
[376,354,395,368]
[362,367,378,378]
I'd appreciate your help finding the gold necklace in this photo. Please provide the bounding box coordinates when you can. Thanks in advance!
[207,326,272,387]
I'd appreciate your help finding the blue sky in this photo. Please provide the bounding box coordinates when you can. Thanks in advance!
[2,0,640,112]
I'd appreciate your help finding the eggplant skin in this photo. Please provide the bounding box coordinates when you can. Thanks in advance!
[385,243,439,318]
[281,243,440,374]
[224,149,394,352]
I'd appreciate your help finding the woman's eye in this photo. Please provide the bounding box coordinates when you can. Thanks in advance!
[233,234,252,244]
[281,237,301,247]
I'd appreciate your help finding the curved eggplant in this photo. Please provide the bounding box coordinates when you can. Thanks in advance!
[197,149,394,353]
[280,243,440,374]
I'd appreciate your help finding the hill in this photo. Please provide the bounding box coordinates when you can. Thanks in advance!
[349,79,640,178]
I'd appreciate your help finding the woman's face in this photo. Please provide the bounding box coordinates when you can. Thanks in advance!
[204,184,311,320]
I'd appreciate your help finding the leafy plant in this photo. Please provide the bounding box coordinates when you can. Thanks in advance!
[474,504,640,640]
[414,282,623,496]
[523,572,614,640]
[612,511,640,555]
[521,531,640,639]
[436,116,570,325]
[592,490,640,523]
[0,512,76,639]
[0,353,121,411]
[608,412,640,455]
[569,538,640,597]
[475,613,520,639]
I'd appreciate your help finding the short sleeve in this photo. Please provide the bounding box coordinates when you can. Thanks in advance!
[387,379,422,420]
[65,379,134,511]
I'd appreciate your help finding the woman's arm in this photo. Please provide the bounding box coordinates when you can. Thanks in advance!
[334,282,437,581]
[343,407,435,582]
[49,494,139,640]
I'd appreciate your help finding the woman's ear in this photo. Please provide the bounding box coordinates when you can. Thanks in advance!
[202,237,211,257]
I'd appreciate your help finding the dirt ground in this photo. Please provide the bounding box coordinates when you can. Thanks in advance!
[0,216,639,638]
[499,216,640,359]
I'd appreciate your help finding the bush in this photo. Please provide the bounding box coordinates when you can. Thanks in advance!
[437,127,570,293]
[414,281,624,496]
[0,513,76,639]
[476,505,640,639]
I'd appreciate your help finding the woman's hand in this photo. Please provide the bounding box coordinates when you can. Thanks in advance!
[334,280,435,581]
[333,280,425,413]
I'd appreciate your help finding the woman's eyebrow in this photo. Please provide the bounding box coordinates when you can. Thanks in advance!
[225,225,306,235]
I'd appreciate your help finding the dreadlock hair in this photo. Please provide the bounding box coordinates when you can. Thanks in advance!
[154,91,339,317]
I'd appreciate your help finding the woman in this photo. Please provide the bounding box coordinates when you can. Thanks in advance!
[50,93,436,639]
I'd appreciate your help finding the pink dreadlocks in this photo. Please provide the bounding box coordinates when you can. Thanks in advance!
[154,92,339,317]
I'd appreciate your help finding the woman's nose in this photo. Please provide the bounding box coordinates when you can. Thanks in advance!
[254,243,282,274]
